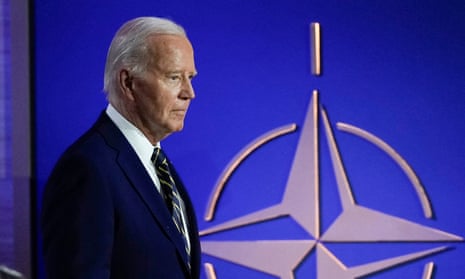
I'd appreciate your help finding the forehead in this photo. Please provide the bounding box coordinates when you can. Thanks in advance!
[146,34,194,63]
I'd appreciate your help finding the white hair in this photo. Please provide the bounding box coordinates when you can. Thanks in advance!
[103,17,186,100]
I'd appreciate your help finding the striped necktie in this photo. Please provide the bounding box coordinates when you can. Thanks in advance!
[151,147,191,269]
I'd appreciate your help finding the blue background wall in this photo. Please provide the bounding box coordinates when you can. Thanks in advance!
[34,1,465,278]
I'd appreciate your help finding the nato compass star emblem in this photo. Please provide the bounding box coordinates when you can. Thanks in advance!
[198,23,463,279]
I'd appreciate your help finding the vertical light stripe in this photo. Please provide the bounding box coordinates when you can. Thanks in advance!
[204,263,217,279]
[0,0,14,269]
[0,0,9,178]
[310,22,321,76]
[422,262,434,279]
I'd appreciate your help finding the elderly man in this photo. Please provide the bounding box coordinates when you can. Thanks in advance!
[41,17,200,279]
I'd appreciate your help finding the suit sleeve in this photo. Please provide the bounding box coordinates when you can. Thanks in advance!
[41,152,114,279]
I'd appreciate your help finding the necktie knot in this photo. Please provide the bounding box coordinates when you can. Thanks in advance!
[151,147,167,167]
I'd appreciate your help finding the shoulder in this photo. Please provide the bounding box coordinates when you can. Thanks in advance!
[57,112,122,166]
[46,113,122,187]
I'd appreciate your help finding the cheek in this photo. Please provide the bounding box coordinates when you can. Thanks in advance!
[136,94,163,122]
[150,97,172,120]
[157,93,177,112]
[136,83,177,118]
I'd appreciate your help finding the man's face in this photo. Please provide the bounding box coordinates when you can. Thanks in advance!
[130,34,197,142]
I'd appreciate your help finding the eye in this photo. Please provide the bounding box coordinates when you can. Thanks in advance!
[189,72,198,80]
[169,74,181,81]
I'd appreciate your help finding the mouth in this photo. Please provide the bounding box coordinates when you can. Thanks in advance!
[172,109,187,118]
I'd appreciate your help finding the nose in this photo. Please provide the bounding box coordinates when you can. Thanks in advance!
[180,77,195,100]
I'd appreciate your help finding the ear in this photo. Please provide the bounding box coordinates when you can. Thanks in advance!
[118,69,136,101]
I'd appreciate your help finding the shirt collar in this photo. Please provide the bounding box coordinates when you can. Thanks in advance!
[106,104,159,160]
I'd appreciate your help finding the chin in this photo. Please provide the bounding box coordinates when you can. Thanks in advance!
[170,122,184,133]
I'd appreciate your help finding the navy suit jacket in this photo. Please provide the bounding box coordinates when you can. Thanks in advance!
[41,112,201,279]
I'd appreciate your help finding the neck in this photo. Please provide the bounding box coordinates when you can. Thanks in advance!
[110,101,168,145]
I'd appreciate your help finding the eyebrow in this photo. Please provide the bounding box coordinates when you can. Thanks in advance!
[165,70,198,76]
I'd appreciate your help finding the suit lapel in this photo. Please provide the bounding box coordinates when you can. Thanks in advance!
[94,112,191,270]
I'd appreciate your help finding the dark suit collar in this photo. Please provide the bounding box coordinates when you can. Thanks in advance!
[93,111,192,272]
